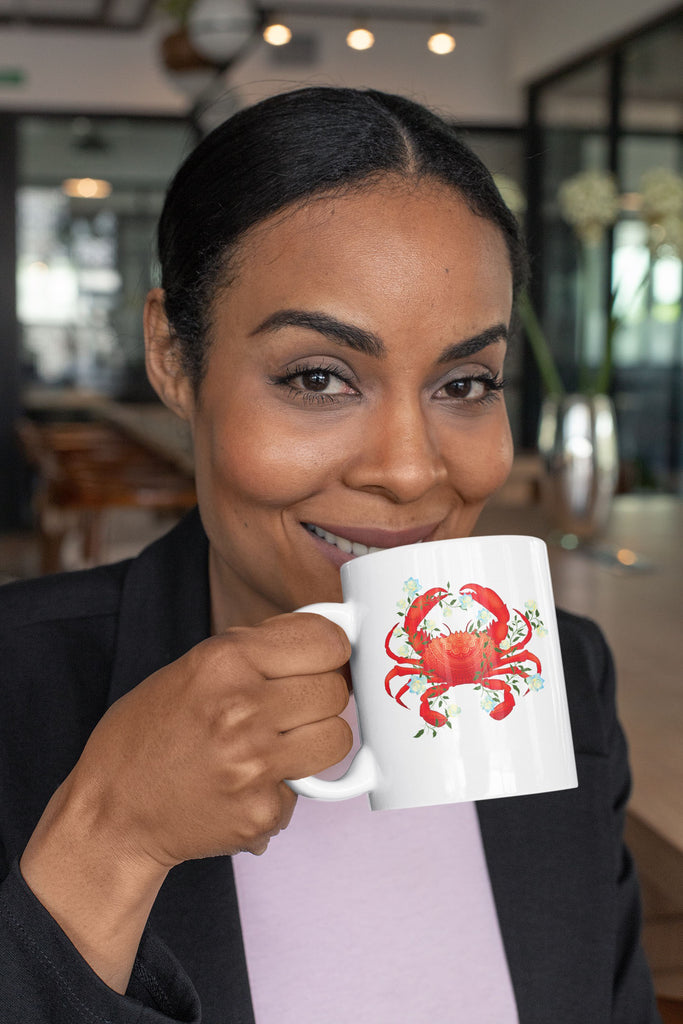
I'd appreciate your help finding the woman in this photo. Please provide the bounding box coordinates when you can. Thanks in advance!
[0,87,658,1023]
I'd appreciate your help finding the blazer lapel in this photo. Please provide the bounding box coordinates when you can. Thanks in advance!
[108,507,211,705]
[477,753,613,1023]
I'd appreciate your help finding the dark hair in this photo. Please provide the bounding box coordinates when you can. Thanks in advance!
[158,86,528,387]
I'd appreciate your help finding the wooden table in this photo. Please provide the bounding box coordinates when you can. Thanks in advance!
[16,417,196,573]
[476,494,683,997]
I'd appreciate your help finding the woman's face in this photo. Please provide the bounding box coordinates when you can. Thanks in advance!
[176,180,514,629]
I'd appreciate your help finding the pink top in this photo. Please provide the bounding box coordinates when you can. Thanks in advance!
[233,703,519,1023]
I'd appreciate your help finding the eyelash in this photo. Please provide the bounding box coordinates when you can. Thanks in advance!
[438,373,507,405]
[269,363,506,407]
[268,361,358,405]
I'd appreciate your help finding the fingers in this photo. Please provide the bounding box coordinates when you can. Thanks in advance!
[276,714,354,780]
[265,670,350,732]
[226,612,351,680]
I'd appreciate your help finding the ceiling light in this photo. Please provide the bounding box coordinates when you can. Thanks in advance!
[347,26,374,50]
[263,21,292,45]
[62,178,112,199]
[428,30,456,55]
[188,0,258,65]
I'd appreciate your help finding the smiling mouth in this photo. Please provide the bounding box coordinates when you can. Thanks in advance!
[303,522,431,559]
[305,523,385,557]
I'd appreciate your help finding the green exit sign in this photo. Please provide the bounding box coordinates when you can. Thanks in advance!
[0,68,25,86]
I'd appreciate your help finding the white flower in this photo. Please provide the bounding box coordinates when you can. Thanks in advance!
[458,592,474,610]
[535,625,548,638]
[525,599,538,613]
[640,168,683,222]
[402,576,421,597]
[639,169,683,256]
[409,675,429,695]
[527,673,545,692]
[476,608,494,629]
[498,636,511,650]
[445,701,462,718]
[480,690,499,713]
[558,169,620,245]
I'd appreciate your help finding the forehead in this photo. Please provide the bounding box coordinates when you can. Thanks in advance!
[215,180,513,335]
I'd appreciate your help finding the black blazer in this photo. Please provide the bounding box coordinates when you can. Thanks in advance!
[0,510,659,1023]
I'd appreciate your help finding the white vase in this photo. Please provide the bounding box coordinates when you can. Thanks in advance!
[537,393,619,539]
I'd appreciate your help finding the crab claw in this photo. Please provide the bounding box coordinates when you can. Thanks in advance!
[459,583,509,645]
[405,587,449,654]
[488,682,515,720]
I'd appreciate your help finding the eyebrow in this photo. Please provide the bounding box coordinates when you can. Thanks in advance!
[250,309,384,357]
[436,323,508,363]
[250,308,507,362]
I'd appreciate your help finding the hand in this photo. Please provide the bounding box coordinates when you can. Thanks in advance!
[80,610,352,862]
[20,612,352,990]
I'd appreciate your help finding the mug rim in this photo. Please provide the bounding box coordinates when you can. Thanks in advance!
[341,533,546,575]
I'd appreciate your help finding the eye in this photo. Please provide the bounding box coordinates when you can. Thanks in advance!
[435,373,505,404]
[268,361,359,404]
[294,368,352,394]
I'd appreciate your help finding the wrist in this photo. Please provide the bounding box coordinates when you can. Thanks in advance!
[20,771,169,993]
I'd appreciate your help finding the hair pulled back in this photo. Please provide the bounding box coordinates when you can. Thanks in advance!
[158,86,527,386]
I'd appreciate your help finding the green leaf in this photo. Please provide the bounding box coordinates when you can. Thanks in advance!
[446,719,452,729]
[414,729,424,738]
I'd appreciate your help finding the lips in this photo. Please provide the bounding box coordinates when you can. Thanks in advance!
[306,524,384,557]
[303,520,438,561]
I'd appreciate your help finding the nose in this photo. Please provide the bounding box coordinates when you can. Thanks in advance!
[343,396,449,503]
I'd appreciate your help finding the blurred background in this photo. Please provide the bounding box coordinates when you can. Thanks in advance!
[0,0,681,1016]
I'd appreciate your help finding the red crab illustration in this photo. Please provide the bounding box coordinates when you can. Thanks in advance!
[384,584,541,726]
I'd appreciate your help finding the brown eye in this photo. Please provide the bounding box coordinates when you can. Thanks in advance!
[443,378,485,399]
[302,370,331,392]
[434,373,505,405]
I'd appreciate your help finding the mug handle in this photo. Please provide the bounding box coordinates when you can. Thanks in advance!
[286,602,378,801]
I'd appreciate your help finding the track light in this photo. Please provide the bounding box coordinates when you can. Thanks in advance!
[62,178,112,199]
[346,25,374,50]
[263,19,292,45]
[427,28,456,54]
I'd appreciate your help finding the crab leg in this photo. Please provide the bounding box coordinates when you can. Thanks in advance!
[480,678,516,720]
[493,650,542,675]
[384,664,419,708]
[385,623,407,663]
[419,681,451,728]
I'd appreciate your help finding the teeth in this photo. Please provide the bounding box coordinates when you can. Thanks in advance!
[306,524,383,556]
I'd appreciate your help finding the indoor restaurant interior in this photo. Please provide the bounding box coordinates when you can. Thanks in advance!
[0,0,681,1019]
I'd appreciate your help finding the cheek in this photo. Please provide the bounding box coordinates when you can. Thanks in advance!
[443,413,514,501]
[196,403,340,507]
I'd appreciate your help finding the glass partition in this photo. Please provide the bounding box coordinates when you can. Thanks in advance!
[526,8,683,492]
[17,115,193,399]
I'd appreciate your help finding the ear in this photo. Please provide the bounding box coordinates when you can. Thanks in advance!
[144,288,195,422]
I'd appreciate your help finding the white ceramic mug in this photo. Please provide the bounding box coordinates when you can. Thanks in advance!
[288,534,577,811]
